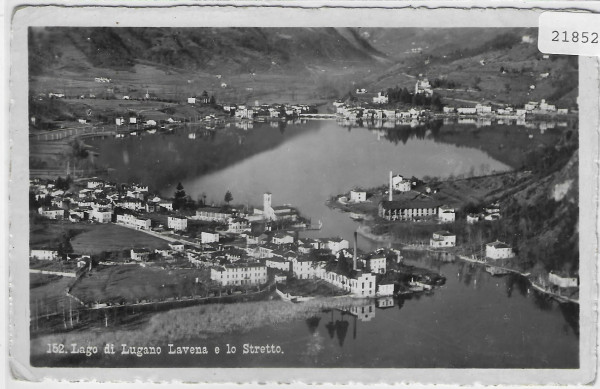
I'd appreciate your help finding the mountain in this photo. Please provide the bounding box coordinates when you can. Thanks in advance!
[357,28,578,109]
[28,27,387,76]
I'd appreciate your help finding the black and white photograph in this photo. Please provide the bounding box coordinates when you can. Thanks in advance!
[6,3,599,385]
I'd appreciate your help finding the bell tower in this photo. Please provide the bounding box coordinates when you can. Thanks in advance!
[263,192,272,210]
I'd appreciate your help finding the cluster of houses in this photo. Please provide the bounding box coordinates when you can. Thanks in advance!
[442,99,569,118]
[337,77,569,126]
[31,178,173,229]
[209,230,398,298]
[221,102,317,120]
[467,202,502,223]
[427,230,515,261]
[30,177,404,298]
[334,102,427,123]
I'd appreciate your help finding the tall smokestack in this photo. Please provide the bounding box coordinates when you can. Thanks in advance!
[389,171,393,202]
[353,231,358,270]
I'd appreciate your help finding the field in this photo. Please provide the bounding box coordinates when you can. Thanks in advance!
[30,274,76,317]
[70,223,169,254]
[70,264,211,304]
[278,278,348,297]
[30,217,93,248]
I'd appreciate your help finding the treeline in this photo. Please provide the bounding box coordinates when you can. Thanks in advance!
[384,86,443,111]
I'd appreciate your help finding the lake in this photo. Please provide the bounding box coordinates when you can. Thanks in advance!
[53,118,578,368]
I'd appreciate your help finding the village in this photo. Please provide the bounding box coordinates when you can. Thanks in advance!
[328,168,579,304]
[332,78,573,130]
[30,174,450,316]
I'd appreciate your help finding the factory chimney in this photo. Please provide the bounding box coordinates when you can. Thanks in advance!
[389,170,393,202]
[353,231,358,270]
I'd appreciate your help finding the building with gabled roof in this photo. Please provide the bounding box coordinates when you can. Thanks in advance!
[485,241,514,259]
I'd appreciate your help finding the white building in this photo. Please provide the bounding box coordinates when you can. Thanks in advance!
[87,179,104,189]
[430,231,456,248]
[272,232,295,245]
[365,255,386,274]
[210,263,268,286]
[321,269,377,297]
[372,92,389,104]
[457,107,477,115]
[415,79,433,96]
[130,248,150,262]
[195,207,230,222]
[30,249,58,260]
[167,216,188,231]
[292,257,327,280]
[377,283,394,297]
[187,97,196,104]
[200,231,220,244]
[116,213,151,230]
[228,218,250,233]
[168,241,185,252]
[548,272,578,288]
[325,238,350,255]
[443,106,456,114]
[349,190,367,203]
[266,257,291,272]
[539,99,557,112]
[235,108,254,119]
[466,213,480,224]
[485,241,514,259]
[522,35,535,44]
[475,104,492,114]
[38,206,65,220]
[379,200,439,221]
[90,209,112,223]
[438,205,456,223]
[392,175,412,192]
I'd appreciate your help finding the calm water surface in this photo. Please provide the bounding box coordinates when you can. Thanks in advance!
[75,120,578,368]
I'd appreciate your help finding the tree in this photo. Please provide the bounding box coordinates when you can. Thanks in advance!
[57,233,73,259]
[173,182,186,210]
[224,190,233,205]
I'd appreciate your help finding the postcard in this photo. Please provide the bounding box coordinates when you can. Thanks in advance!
[6,1,598,386]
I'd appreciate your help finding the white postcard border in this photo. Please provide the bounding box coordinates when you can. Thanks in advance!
[6,2,599,385]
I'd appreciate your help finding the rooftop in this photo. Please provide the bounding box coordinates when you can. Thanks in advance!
[486,241,511,249]
[380,199,441,210]
[433,230,455,237]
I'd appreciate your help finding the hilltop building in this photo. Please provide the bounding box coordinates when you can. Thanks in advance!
[415,79,433,96]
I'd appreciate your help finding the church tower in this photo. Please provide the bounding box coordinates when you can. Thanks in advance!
[263,192,276,220]
[263,192,272,210]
